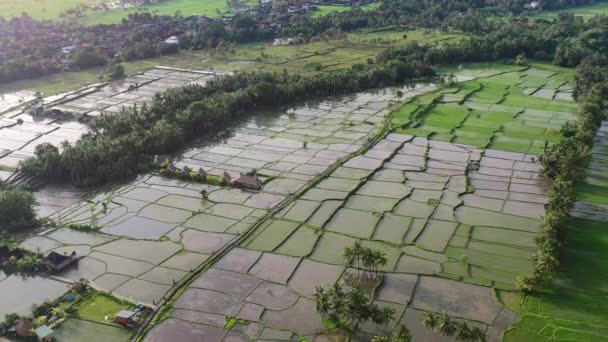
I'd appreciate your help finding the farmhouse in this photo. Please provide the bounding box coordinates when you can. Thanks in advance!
[42,251,78,272]
[115,310,136,326]
[34,325,54,342]
[231,174,264,190]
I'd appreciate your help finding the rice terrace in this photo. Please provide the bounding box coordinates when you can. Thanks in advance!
[1,0,607,341]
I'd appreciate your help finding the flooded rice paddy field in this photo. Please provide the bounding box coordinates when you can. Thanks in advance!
[3,63,580,341]
[571,121,608,221]
[0,67,223,218]
[12,83,433,308]
[0,67,219,174]
[143,65,578,342]
[145,135,540,341]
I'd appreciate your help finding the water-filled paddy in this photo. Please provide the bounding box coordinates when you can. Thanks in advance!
[4,62,581,341]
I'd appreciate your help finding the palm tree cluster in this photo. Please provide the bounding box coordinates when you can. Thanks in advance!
[343,241,388,281]
[421,311,486,342]
[314,283,394,336]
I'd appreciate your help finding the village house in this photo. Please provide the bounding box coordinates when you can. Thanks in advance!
[115,310,136,326]
[231,173,264,190]
[34,325,54,342]
[42,251,78,273]
[164,36,180,45]
[524,1,540,10]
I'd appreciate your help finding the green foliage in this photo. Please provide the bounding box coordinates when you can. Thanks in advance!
[145,119,185,154]
[435,311,457,336]
[313,283,395,334]
[343,241,388,280]
[14,253,43,272]
[77,294,131,323]
[105,63,126,80]
[0,186,38,232]
[67,223,96,232]
[421,312,486,341]
[70,48,108,69]
[392,324,412,342]
[0,313,20,335]
[224,317,237,329]
[421,311,439,330]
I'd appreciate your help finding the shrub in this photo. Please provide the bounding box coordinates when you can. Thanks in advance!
[14,253,42,272]
[0,187,38,232]
[70,48,107,69]
[107,63,126,80]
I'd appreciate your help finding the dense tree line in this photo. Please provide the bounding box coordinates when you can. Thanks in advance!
[516,34,608,294]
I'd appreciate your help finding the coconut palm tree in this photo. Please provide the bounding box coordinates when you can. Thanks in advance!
[393,324,412,342]
[435,311,457,336]
[455,320,474,341]
[371,249,388,277]
[470,327,487,342]
[344,241,364,280]
[314,286,332,319]
[421,311,439,330]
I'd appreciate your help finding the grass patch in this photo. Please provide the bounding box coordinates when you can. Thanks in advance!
[76,293,131,323]
[525,2,608,21]
[575,182,608,204]
[80,0,230,25]
[311,2,381,17]
[505,217,608,341]
[53,319,131,342]
[0,0,99,20]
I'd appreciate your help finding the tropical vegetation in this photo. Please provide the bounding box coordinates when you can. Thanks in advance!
[0,186,38,233]
[421,311,487,341]
[314,282,394,336]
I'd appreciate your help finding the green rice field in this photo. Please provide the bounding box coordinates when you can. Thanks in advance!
[503,217,608,341]
[393,61,578,154]
[311,2,381,17]
[0,0,101,20]
[525,1,608,20]
[0,0,232,23]
[79,0,230,25]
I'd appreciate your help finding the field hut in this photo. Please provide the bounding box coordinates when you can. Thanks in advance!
[231,174,263,190]
[115,310,135,326]
[197,167,207,179]
[222,172,233,184]
[34,325,54,342]
[42,251,78,272]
